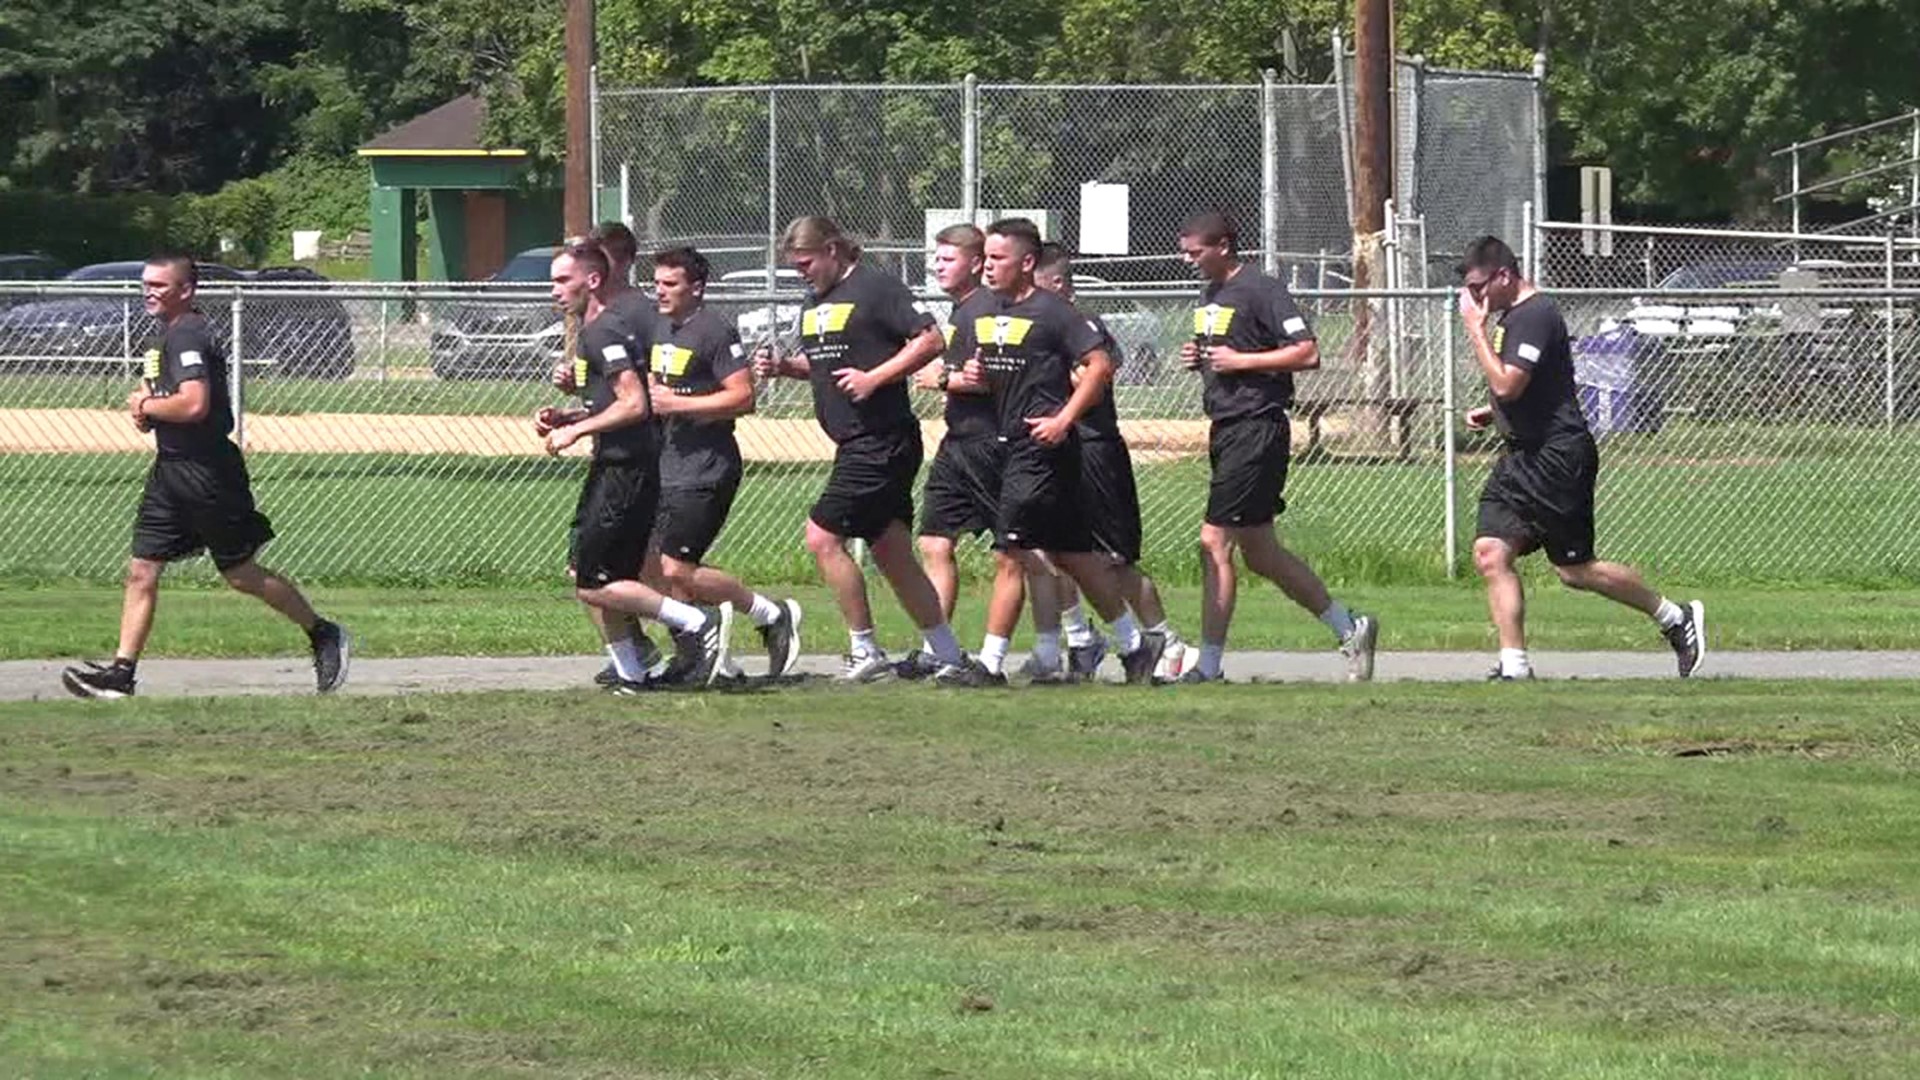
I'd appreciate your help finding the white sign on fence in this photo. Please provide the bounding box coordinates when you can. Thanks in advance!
[1077,183,1130,255]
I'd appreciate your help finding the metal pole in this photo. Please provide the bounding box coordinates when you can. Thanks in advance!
[961,74,979,222]
[1531,52,1548,238]
[1910,112,1918,242]
[589,62,601,217]
[1332,30,1355,228]
[1791,150,1802,263]
[619,163,633,232]
[378,299,389,382]
[1522,200,1534,281]
[228,292,245,450]
[1888,232,1897,429]
[766,86,779,289]
[1384,198,1401,400]
[1261,68,1279,276]
[1644,234,1655,289]
[1442,300,1457,578]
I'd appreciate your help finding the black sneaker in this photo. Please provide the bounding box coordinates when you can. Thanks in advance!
[759,599,804,677]
[593,663,623,689]
[1663,600,1707,678]
[1067,634,1109,682]
[669,603,733,688]
[62,660,136,700]
[890,649,940,681]
[932,658,1006,688]
[606,678,650,696]
[310,620,351,694]
[1120,631,1167,685]
[1176,667,1224,685]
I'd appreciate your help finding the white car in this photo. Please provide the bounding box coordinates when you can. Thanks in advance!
[715,268,807,350]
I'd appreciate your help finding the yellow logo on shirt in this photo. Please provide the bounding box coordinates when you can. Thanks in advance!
[1491,325,1505,353]
[651,343,693,378]
[941,324,956,345]
[143,348,162,381]
[573,356,589,388]
[973,315,1034,348]
[802,303,856,337]
[1193,304,1237,337]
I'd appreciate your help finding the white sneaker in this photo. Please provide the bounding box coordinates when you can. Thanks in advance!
[840,649,894,683]
[1340,614,1379,683]
[1154,633,1195,681]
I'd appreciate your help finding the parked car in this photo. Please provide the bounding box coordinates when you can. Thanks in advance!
[713,267,806,353]
[428,247,564,380]
[1067,274,1170,385]
[0,253,69,313]
[0,260,355,378]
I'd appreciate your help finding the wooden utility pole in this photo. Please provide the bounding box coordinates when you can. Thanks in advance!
[564,0,596,236]
[1351,0,1393,447]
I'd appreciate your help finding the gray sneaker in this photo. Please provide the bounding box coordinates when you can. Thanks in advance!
[309,620,351,694]
[669,603,734,688]
[1176,667,1224,685]
[1340,613,1379,683]
[1663,600,1707,678]
[841,649,895,683]
[1120,631,1167,685]
[759,598,804,677]
[1017,652,1068,684]
[933,658,1007,688]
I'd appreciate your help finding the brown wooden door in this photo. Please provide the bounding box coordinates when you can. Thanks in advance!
[464,192,508,280]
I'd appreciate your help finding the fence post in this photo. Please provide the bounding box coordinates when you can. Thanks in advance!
[1531,51,1548,239]
[962,74,979,223]
[765,86,780,338]
[589,64,600,214]
[378,298,389,382]
[1383,199,1401,401]
[1332,30,1356,227]
[1887,231,1897,429]
[619,163,633,233]
[1790,150,1802,263]
[1442,299,1457,578]
[1261,68,1279,276]
[1643,233,1655,289]
[1910,110,1919,242]
[1522,200,1535,282]
[228,291,246,450]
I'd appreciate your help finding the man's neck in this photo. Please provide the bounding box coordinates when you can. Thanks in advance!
[995,280,1036,304]
[667,302,701,327]
[584,296,605,322]
[1212,262,1245,287]
[947,282,979,304]
[162,307,191,328]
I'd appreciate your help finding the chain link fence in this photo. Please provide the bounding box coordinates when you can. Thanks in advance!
[5,277,1918,589]
[597,68,1538,289]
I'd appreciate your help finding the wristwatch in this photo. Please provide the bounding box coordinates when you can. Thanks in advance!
[937,367,951,390]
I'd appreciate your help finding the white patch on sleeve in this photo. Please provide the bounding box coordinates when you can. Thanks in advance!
[1282,316,1307,336]
[729,342,745,359]
[179,350,203,368]
[912,301,930,314]
[602,343,629,363]
[1516,342,1542,363]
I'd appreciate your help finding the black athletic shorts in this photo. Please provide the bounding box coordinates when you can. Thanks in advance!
[1205,415,1291,527]
[1080,437,1143,565]
[809,425,921,542]
[656,469,741,565]
[131,449,275,571]
[997,437,1092,553]
[918,433,1004,541]
[1476,433,1599,566]
[570,458,660,587]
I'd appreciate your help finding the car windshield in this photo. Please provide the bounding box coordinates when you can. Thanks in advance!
[493,251,556,283]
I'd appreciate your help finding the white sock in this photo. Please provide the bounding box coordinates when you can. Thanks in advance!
[656,598,706,634]
[1653,598,1684,629]
[748,594,784,627]
[980,633,1010,675]
[1499,647,1532,678]
[1111,613,1142,654]
[1032,631,1061,670]
[1318,600,1357,642]
[1198,642,1225,678]
[607,640,647,681]
[924,623,964,666]
[1061,603,1094,648]
[851,627,879,656]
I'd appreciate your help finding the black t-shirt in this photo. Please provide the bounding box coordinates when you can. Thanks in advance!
[950,287,1105,442]
[602,288,658,351]
[798,263,937,443]
[1074,312,1123,442]
[145,312,233,459]
[939,287,1000,440]
[575,311,655,465]
[1193,267,1315,421]
[1491,294,1590,447]
[652,307,748,488]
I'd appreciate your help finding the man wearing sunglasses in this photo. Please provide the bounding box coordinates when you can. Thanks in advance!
[1458,236,1705,680]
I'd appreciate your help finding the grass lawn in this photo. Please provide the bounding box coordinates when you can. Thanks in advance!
[3,681,1919,1077]
[3,581,1919,661]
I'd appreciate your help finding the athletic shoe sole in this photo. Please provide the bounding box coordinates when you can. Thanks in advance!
[771,599,804,677]
[61,668,131,700]
[319,627,353,694]
[1686,599,1707,678]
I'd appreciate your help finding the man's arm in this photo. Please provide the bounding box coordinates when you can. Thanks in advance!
[833,323,945,401]
[1207,338,1319,374]
[654,368,755,418]
[135,378,209,424]
[1460,292,1533,401]
[1027,347,1114,445]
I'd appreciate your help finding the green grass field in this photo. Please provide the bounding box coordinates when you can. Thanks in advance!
[5,681,1919,1077]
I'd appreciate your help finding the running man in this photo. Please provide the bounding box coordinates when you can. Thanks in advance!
[752,216,969,681]
[536,240,731,692]
[62,253,348,699]
[897,223,1003,678]
[1030,242,1189,681]
[942,217,1166,686]
[1177,212,1377,684]
[644,245,803,677]
[1457,235,1705,679]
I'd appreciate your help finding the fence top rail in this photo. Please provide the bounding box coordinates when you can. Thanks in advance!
[1775,155,1920,201]
[1421,66,1538,82]
[1771,109,1920,157]
[976,82,1267,92]
[599,82,963,96]
[15,283,1920,303]
[1537,218,1920,248]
